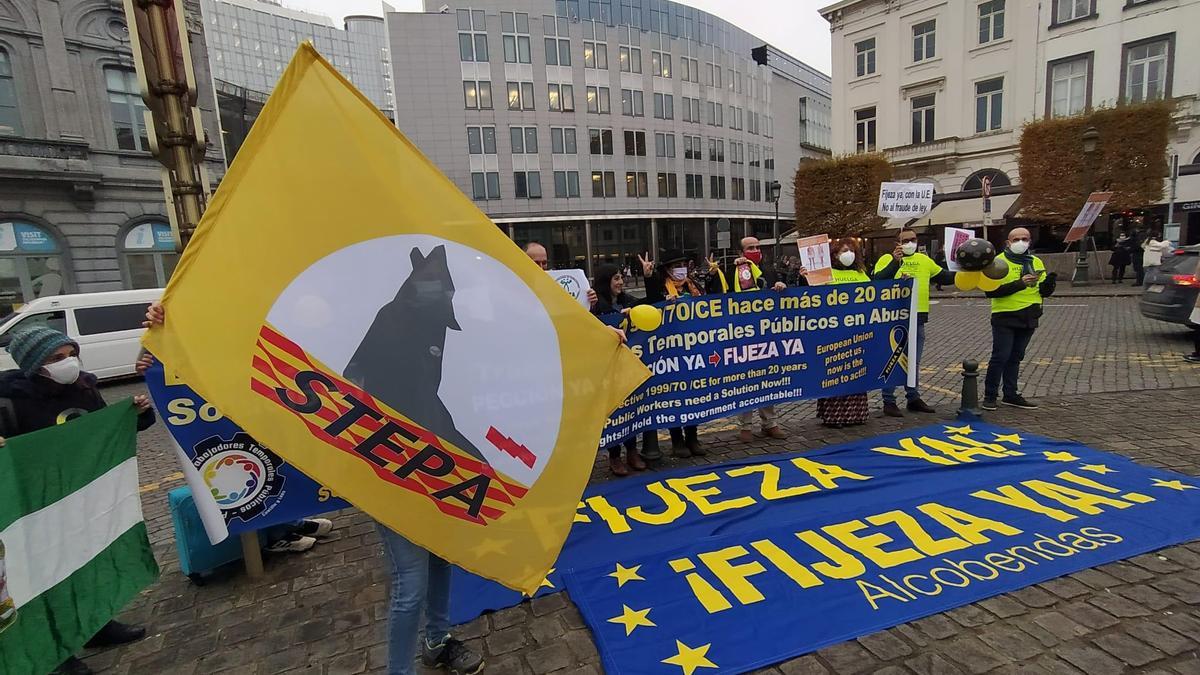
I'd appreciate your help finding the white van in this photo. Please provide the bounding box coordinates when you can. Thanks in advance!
[0,289,162,380]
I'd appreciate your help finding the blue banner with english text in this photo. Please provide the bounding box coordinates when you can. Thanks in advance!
[599,280,916,446]
[450,424,1200,674]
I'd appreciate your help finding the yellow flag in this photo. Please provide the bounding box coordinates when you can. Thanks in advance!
[143,44,649,594]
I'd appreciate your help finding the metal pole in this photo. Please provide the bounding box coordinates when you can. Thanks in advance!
[583,219,594,278]
[1166,154,1179,239]
[702,218,710,260]
[773,198,780,260]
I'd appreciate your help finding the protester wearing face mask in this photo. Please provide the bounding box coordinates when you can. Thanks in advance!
[807,239,899,427]
[719,237,790,441]
[642,249,722,457]
[873,229,956,417]
[0,326,154,675]
[981,228,1056,411]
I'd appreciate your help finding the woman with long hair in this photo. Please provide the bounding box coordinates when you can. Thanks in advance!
[592,264,653,475]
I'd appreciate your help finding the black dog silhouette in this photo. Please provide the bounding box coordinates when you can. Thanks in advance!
[344,246,487,463]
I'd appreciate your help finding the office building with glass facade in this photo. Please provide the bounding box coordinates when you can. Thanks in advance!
[388,0,830,274]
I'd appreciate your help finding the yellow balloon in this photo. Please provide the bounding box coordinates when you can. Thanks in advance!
[976,274,1002,292]
[954,271,981,292]
[629,304,663,332]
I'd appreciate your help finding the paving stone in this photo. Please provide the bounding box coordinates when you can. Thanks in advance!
[563,630,599,662]
[1092,633,1165,668]
[1087,594,1153,618]
[528,643,573,674]
[1129,553,1185,574]
[1011,587,1059,609]
[1057,602,1120,630]
[1038,578,1090,600]
[856,629,913,661]
[528,615,567,645]
[1099,561,1155,583]
[531,594,568,617]
[491,606,530,630]
[1151,576,1200,604]
[1031,611,1091,641]
[1125,620,1197,656]
[777,655,831,675]
[905,653,966,675]
[1054,645,1126,675]
[485,627,529,656]
[979,596,1028,619]
[913,614,960,640]
[1069,569,1122,591]
[942,635,1010,674]
[482,654,530,675]
[978,624,1046,661]
[815,640,877,674]
[1113,584,1174,611]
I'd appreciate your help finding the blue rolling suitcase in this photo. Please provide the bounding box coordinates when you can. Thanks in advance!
[167,486,244,583]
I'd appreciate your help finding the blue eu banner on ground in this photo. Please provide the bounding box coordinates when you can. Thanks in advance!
[145,361,349,534]
[600,280,917,446]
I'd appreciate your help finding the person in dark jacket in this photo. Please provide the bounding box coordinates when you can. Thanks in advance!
[0,326,154,675]
[639,249,721,457]
[1110,231,1133,283]
[591,264,654,474]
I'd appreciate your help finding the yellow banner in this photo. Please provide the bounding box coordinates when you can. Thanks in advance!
[143,44,649,593]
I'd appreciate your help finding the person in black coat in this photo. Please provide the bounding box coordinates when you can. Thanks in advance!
[1110,231,1133,283]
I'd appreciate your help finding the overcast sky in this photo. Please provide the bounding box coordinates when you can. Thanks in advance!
[281,0,833,73]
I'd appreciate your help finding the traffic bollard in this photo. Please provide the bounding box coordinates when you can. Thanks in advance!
[957,359,982,421]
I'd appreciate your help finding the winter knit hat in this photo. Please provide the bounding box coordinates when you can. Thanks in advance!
[7,326,78,375]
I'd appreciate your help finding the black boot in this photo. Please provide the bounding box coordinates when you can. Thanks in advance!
[684,426,706,457]
[85,620,146,648]
[670,428,691,458]
[641,431,663,462]
[54,657,92,675]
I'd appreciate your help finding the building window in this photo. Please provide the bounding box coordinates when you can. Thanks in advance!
[548,83,575,112]
[466,126,497,154]
[507,81,536,111]
[855,38,876,77]
[979,0,1005,44]
[586,86,611,114]
[706,101,724,127]
[510,126,538,154]
[120,222,179,289]
[543,15,572,66]
[0,49,21,136]
[854,107,877,153]
[1054,0,1092,25]
[911,94,935,144]
[657,172,678,198]
[463,80,493,109]
[749,179,761,202]
[963,169,1012,192]
[471,172,500,200]
[554,170,580,198]
[707,139,724,163]
[619,45,642,73]
[1049,55,1090,117]
[623,130,646,157]
[621,88,644,117]
[551,127,577,154]
[912,20,936,62]
[592,170,616,197]
[0,221,66,312]
[105,67,150,151]
[584,41,608,69]
[513,171,542,199]
[651,51,672,78]
[684,134,702,160]
[589,128,614,155]
[655,132,675,158]
[625,171,649,197]
[682,97,700,123]
[685,173,703,199]
[457,9,488,62]
[1123,36,1171,103]
[730,141,743,165]
[501,11,531,64]
[680,57,699,83]
[710,176,726,199]
[653,93,674,120]
[731,178,745,201]
[975,78,1003,132]
[705,63,722,88]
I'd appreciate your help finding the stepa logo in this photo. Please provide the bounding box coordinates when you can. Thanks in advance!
[192,433,286,522]
[553,272,581,299]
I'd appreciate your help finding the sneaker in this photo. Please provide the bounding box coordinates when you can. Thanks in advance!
[907,399,936,414]
[85,620,146,648]
[1001,395,1039,410]
[265,534,316,554]
[980,397,998,411]
[54,657,93,675]
[295,518,333,538]
[1185,353,1200,363]
[882,402,905,418]
[423,636,485,675]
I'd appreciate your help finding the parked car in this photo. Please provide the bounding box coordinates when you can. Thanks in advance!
[1139,245,1199,326]
[0,289,163,379]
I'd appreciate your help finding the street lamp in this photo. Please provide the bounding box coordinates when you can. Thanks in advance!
[1074,126,1100,285]
[769,180,782,259]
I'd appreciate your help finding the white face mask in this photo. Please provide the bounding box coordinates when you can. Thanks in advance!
[669,267,688,281]
[901,242,919,255]
[838,251,856,267]
[1009,240,1030,255]
[43,357,81,385]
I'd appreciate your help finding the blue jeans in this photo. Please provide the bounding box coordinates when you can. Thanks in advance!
[375,523,451,675]
[882,321,926,405]
[984,324,1036,399]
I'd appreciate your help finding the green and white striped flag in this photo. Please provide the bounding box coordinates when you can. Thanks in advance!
[0,401,159,675]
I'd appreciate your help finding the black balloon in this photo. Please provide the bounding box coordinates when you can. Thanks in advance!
[982,256,1009,279]
[955,238,997,272]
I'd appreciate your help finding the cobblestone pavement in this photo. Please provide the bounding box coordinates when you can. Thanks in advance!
[89,296,1199,675]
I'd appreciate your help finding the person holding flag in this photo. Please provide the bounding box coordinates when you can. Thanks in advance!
[872,228,956,417]
[0,327,155,675]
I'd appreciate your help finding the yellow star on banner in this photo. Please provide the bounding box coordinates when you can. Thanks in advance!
[944,425,974,436]
[609,563,645,588]
[662,640,718,675]
[1043,451,1079,462]
[993,433,1023,445]
[607,605,656,636]
[524,568,555,596]
[1080,464,1116,475]
[470,538,509,557]
[1152,479,1196,491]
